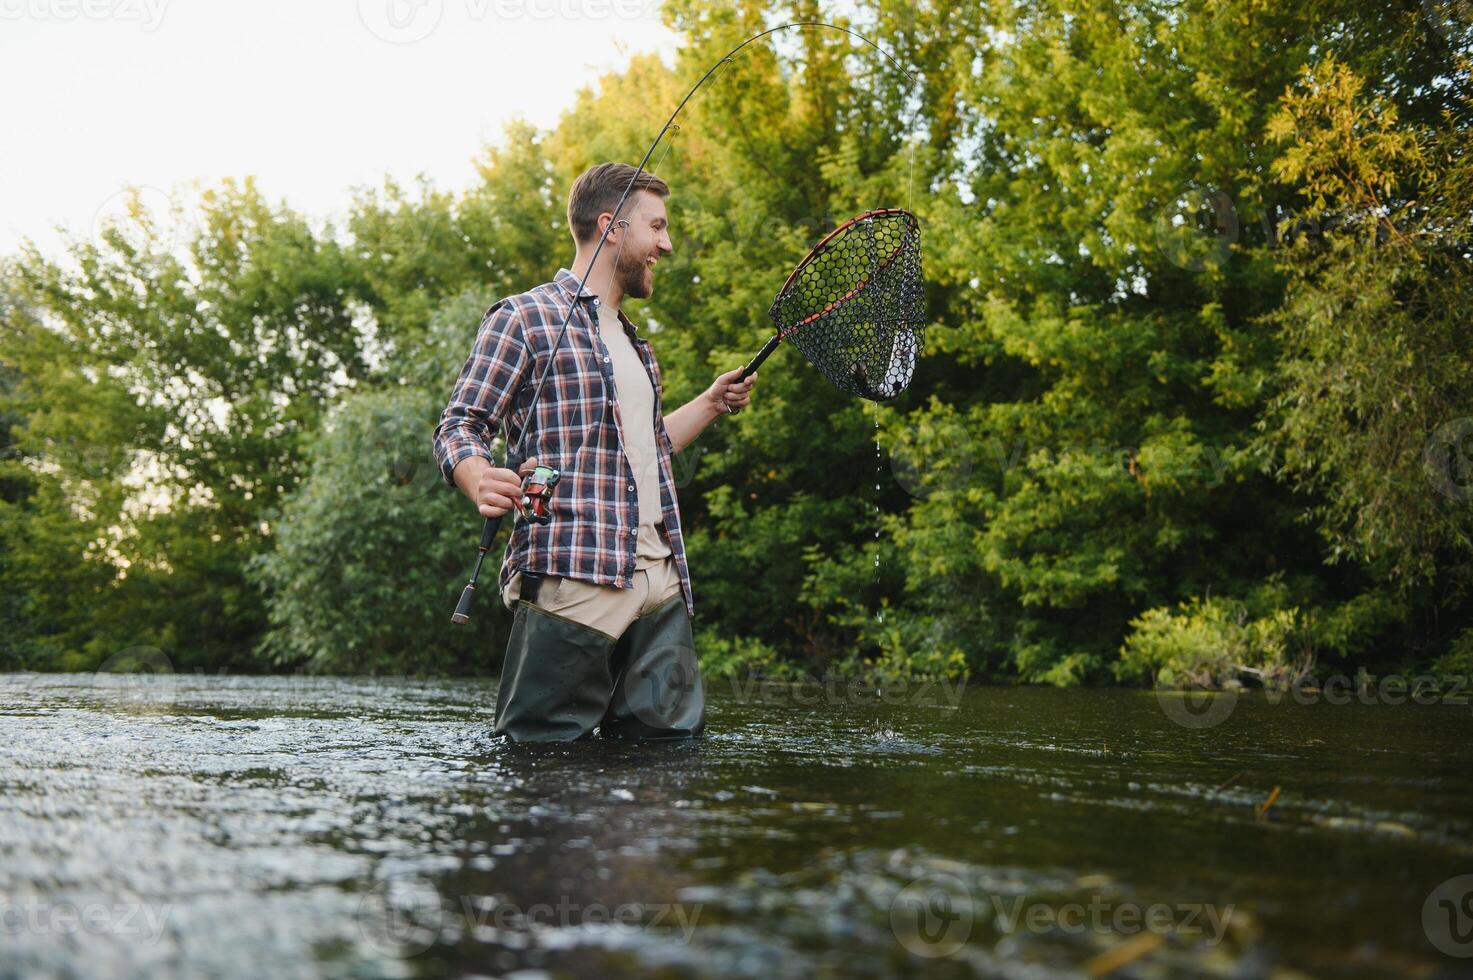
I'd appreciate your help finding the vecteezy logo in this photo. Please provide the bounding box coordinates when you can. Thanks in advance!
[1424,418,1473,502]
[890,436,974,500]
[1421,0,1472,47]
[1152,186,1239,272]
[1154,681,1238,730]
[368,430,440,502]
[357,870,446,957]
[627,642,703,733]
[357,0,443,43]
[1424,874,1473,958]
[890,873,973,959]
[89,185,188,256]
[91,645,180,709]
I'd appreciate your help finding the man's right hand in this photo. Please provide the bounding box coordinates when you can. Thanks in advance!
[476,456,540,519]
[452,455,540,519]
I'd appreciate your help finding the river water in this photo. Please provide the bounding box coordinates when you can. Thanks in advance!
[2,672,1470,978]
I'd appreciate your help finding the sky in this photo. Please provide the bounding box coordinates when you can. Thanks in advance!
[0,0,680,258]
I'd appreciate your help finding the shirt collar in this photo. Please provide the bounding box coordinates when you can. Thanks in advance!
[553,267,599,301]
[552,268,646,342]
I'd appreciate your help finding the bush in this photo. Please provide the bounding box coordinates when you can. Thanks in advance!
[1117,596,1310,688]
[695,629,801,681]
[251,384,508,673]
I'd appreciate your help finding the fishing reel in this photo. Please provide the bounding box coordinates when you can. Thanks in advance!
[517,465,561,525]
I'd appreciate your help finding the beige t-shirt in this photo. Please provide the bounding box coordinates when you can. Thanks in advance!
[597,303,672,567]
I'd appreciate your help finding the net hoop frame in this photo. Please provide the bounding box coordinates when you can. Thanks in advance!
[770,207,921,337]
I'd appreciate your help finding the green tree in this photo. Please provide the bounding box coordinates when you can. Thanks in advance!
[6,180,370,669]
[867,0,1466,682]
[249,292,510,673]
[1251,56,1473,671]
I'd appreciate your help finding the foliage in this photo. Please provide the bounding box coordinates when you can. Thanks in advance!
[695,629,801,680]
[1117,596,1310,689]
[1432,627,1473,677]
[249,300,509,673]
[1,0,1470,682]
[1263,58,1473,592]
[3,179,369,670]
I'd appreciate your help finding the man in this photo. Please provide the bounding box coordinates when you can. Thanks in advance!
[433,162,757,742]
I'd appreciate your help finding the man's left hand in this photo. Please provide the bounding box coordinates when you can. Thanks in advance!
[707,367,757,416]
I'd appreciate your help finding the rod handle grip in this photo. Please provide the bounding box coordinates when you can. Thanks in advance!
[451,449,526,625]
[450,582,477,625]
[476,511,506,552]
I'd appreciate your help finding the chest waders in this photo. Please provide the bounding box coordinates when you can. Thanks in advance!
[495,574,706,742]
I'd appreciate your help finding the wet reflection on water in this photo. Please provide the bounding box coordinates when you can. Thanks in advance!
[2,673,1470,977]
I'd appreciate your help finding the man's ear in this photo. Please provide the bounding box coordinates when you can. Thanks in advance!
[600,212,628,238]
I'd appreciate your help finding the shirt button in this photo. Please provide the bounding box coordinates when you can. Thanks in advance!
[630,528,637,536]
[628,483,635,491]
[604,356,610,363]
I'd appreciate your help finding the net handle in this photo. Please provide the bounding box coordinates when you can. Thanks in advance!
[728,333,779,415]
[737,334,782,382]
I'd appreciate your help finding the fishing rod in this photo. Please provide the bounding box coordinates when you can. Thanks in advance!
[452,21,917,624]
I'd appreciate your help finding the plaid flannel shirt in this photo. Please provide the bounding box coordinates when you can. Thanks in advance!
[433,268,694,616]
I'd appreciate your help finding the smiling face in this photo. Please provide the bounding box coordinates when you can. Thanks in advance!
[566,163,673,303]
[609,190,673,300]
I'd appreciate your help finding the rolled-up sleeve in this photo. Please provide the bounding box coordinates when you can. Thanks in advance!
[433,302,532,487]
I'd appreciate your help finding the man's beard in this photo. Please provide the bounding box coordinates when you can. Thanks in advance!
[615,248,652,300]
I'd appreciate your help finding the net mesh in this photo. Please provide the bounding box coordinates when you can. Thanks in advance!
[767,208,925,401]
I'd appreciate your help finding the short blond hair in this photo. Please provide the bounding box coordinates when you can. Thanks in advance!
[567,163,670,244]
